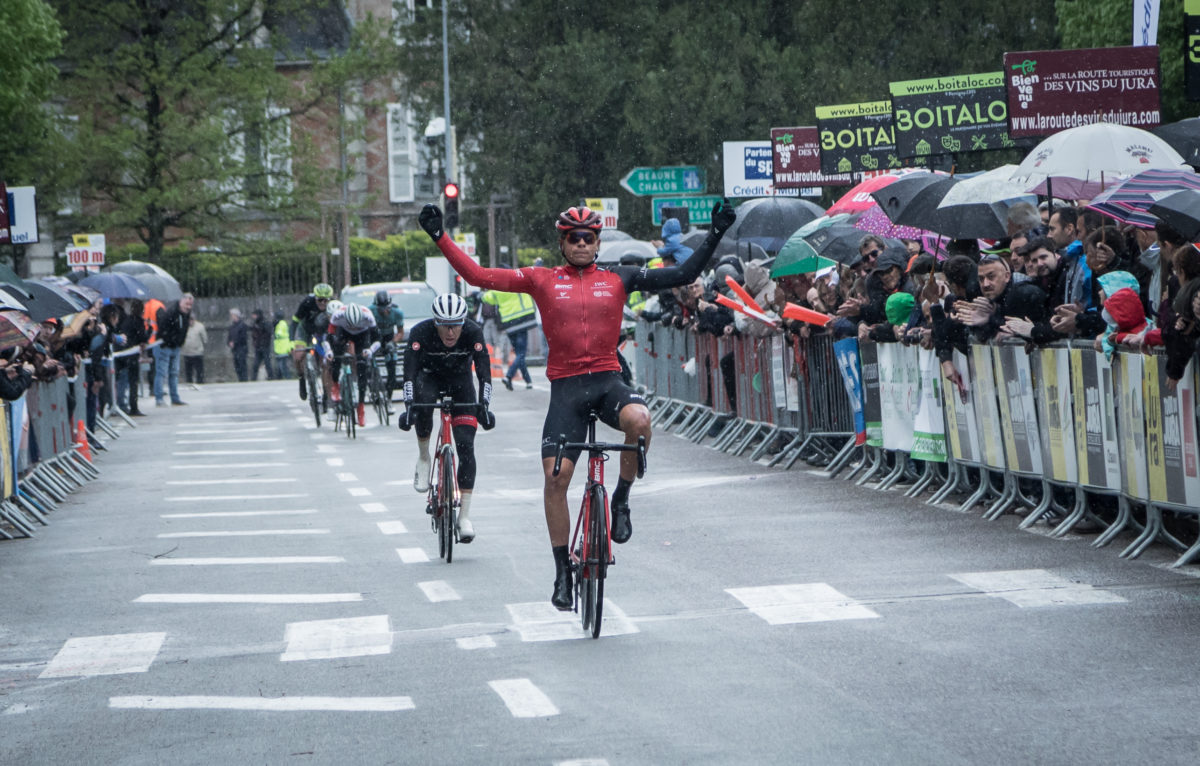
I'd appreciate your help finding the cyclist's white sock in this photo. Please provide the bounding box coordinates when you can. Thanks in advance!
[458,492,472,523]
[417,438,430,461]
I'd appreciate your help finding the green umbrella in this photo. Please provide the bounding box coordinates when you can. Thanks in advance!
[770,235,837,278]
[793,212,858,238]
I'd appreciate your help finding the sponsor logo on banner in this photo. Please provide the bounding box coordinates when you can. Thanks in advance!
[770,127,854,188]
[888,72,1031,159]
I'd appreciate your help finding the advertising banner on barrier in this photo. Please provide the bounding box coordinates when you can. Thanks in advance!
[1035,346,1077,484]
[912,347,947,462]
[771,127,855,188]
[0,404,11,500]
[860,342,882,447]
[1115,352,1149,501]
[834,337,866,445]
[1145,356,1200,506]
[944,349,981,463]
[1070,348,1121,491]
[968,345,1006,469]
[878,344,917,452]
[995,345,1044,475]
[771,335,798,411]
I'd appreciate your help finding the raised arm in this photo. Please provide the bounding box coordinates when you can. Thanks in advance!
[624,199,737,293]
[419,204,527,292]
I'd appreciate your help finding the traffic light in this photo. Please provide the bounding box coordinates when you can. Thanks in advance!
[443,181,460,229]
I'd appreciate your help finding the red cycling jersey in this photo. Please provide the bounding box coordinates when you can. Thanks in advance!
[435,237,625,380]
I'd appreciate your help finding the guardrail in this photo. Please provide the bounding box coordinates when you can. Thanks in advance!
[631,319,1200,568]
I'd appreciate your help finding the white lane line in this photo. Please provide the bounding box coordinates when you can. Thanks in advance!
[165,478,296,486]
[360,502,387,513]
[556,760,610,766]
[396,548,429,563]
[165,494,308,502]
[134,593,361,604]
[376,521,408,535]
[725,583,881,625]
[176,424,276,431]
[150,557,344,566]
[417,581,460,602]
[160,510,317,519]
[175,428,278,435]
[186,414,264,419]
[948,570,1128,607]
[316,444,338,453]
[174,438,282,444]
[488,679,559,718]
[506,602,639,641]
[336,472,358,482]
[169,463,289,469]
[310,432,326,440]
[40,633,166,678]
[348,487,371,497]
[173,450,285,456]
[281,615,392,662]
[110,696,413,712]
[456,635,496,650]
[157,529,329,538]
[326,458,344,467]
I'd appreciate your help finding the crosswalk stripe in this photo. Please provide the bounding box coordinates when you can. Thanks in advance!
[281,615,392,661]
[157,529,329,538]
[376,521,408,535]
[41,632,166,678]
[418,581,460,602]
[159,510,317,519]
[164,494,308,502]
[360,502,387,513]
[456,635,496,650]
[348,487,372,496]
[396,548,429,563]
[725,583,881,625]
[488,679,559,718]
[948,569,1127,607]
[110,696,413,712]
[150,557,344,566]
[134,593,361,604]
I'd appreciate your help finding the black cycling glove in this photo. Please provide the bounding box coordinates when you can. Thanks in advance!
[419,204,444,241]
[710,198,736,236]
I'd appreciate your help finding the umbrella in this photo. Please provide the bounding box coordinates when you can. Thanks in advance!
[804,224,881,266]
[0,309,40,352]
[771,235,837,278]
[1148,189,1200,240]
[793,213,860,238]
[827,170,929,216]
[80,272,150,301]
[0,263,34,300]
[110,260,176,278]
[596,239,658,265]
[881,177,960,233]
[723,197,824,253]
[130,272,183,302]
[62,283,101,308]
[1009,122,1189,199]
[854,205,930,240]
[869,173,949,222]
[924,199,1012,240]
[1153,117,1200,168]
[0,282,83,322]
[936,165,1031,207]
[1084,168,1200,229]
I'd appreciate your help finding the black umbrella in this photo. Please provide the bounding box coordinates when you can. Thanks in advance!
[0,281,85,322]
[0,263,34,300]
[1153,118,1200,169]
[875,176,959,232]
[724,197,825,254]
[803,224,874,266]
[1149,189,1200,240]
[80,272,150,300]
[870,174,951,221]
[928,198,1013,239]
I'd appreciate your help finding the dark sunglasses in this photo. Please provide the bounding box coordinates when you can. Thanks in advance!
[566,231,597,245]
[863,249,881,260]
[315,298,328,303]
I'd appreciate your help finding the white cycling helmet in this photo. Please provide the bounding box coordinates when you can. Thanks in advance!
[432,293,468,325]
[326,300,345,316]
[344,303,366,327]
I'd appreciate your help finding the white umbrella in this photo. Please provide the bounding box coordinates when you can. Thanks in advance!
[1009,122,1189,199]
[937,164,1032,207]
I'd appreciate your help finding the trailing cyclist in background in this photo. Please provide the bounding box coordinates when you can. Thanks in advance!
[324,303,380,428]
[397,293,494,543]
[419,198,736,609]
[291,282,334,401]
[370,289,405,403]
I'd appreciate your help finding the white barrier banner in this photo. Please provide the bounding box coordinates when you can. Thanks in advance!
[1145,356,1200,506]
[1035,346,1078,484]
[1115,351,1148,501]
[995,345,1043,475]
[944,349,981,463]
[969,345,1006,470]
[912,347,947,462]
[878,344,917,452]
[1071,347,1121,491]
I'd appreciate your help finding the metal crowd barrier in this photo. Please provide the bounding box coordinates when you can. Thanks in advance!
[633,318,1200,567]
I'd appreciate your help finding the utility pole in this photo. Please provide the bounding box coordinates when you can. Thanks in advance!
[338,88,351,290]
[442,0,453,185]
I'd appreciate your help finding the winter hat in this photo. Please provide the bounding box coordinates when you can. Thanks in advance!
[1101,287,1151,361]
[657,217,694,263]
[1096,270,1140,300]
[885,292,915,326]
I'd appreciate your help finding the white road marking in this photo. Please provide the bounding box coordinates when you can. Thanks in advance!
[160,510,317,519]
[175,426,278,435]
[169,463,289,469]
[506,601,638,641]
[376,521,408,535]
[40,632,166,678]
[488,679,559,718]
[165,478,295,486]
[948,569,1128,607]
[325,458,344,467]
[725,583,881,625]
[556,761,610,766]
[164,493,308,502]
[3,704,35,715]
[316,444,338,453]
[360,502,387,513]
[396,548,429,563]
[336,472,358,482]
[173,450,285,456]
[174,438,282,444]
[309,432,326,439]
[456,635,496,650]
[281,615,392,662]
[348,487,371,497]
[150,556,344,566]
[418,581,460,602]
[134,593,361,604]
[110,695,413,712]
[156,529,330,538]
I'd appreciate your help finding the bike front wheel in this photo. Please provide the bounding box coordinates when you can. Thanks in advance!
[587,484,608,638]
[342,368,356,439]
[305,357,322,428]
[439,445,456,563]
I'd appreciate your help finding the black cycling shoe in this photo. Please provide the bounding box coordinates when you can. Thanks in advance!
[299,377,307,401]
[552,568,573,610]
[611,501,632,544]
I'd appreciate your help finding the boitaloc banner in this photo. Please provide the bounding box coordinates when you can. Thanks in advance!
[888,72,1028,159]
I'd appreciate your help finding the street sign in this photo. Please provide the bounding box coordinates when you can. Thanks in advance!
[619,166,706,196]
[67,233,106,267]
[453,232,476,257]
[651,195,723,225]
[583,197,620,229]
[6,186,39,244]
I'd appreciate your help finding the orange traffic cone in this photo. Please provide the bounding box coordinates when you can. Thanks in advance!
[486,344,505,379]
[75,420,92,463]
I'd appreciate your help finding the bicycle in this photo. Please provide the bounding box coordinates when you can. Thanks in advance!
[406,397,482,563]
[302,346,324,428]
[553,411,646,639]
[333,347,358,439]
[368,352,390,426]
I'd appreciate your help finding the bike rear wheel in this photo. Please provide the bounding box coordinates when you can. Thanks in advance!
[342,368,356,439]
[371,365,389,426]
[439,445,456,563]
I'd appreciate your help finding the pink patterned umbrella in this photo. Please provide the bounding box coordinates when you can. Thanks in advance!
[853,205,930,240]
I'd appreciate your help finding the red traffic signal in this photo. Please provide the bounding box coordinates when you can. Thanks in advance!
[443,181,460,200]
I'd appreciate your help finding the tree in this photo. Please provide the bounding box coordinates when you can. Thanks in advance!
[0,0,65,184]
[51,0,396,259]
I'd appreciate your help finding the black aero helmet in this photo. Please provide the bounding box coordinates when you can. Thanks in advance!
[373,290,391,307]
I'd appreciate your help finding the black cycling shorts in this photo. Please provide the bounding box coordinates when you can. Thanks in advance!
[540,371,645,461]
[411,370,478,439]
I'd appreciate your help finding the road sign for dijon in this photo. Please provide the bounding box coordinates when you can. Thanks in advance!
[620,166,706,196]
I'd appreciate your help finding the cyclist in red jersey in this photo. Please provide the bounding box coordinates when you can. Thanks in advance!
[419,199,735,609]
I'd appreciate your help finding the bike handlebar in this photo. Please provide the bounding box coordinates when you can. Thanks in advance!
[552,435,646,479]
[405,397,483,413]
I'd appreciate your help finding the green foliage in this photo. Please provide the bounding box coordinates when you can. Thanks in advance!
[348,230,441,283]
[0,0,65,184]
